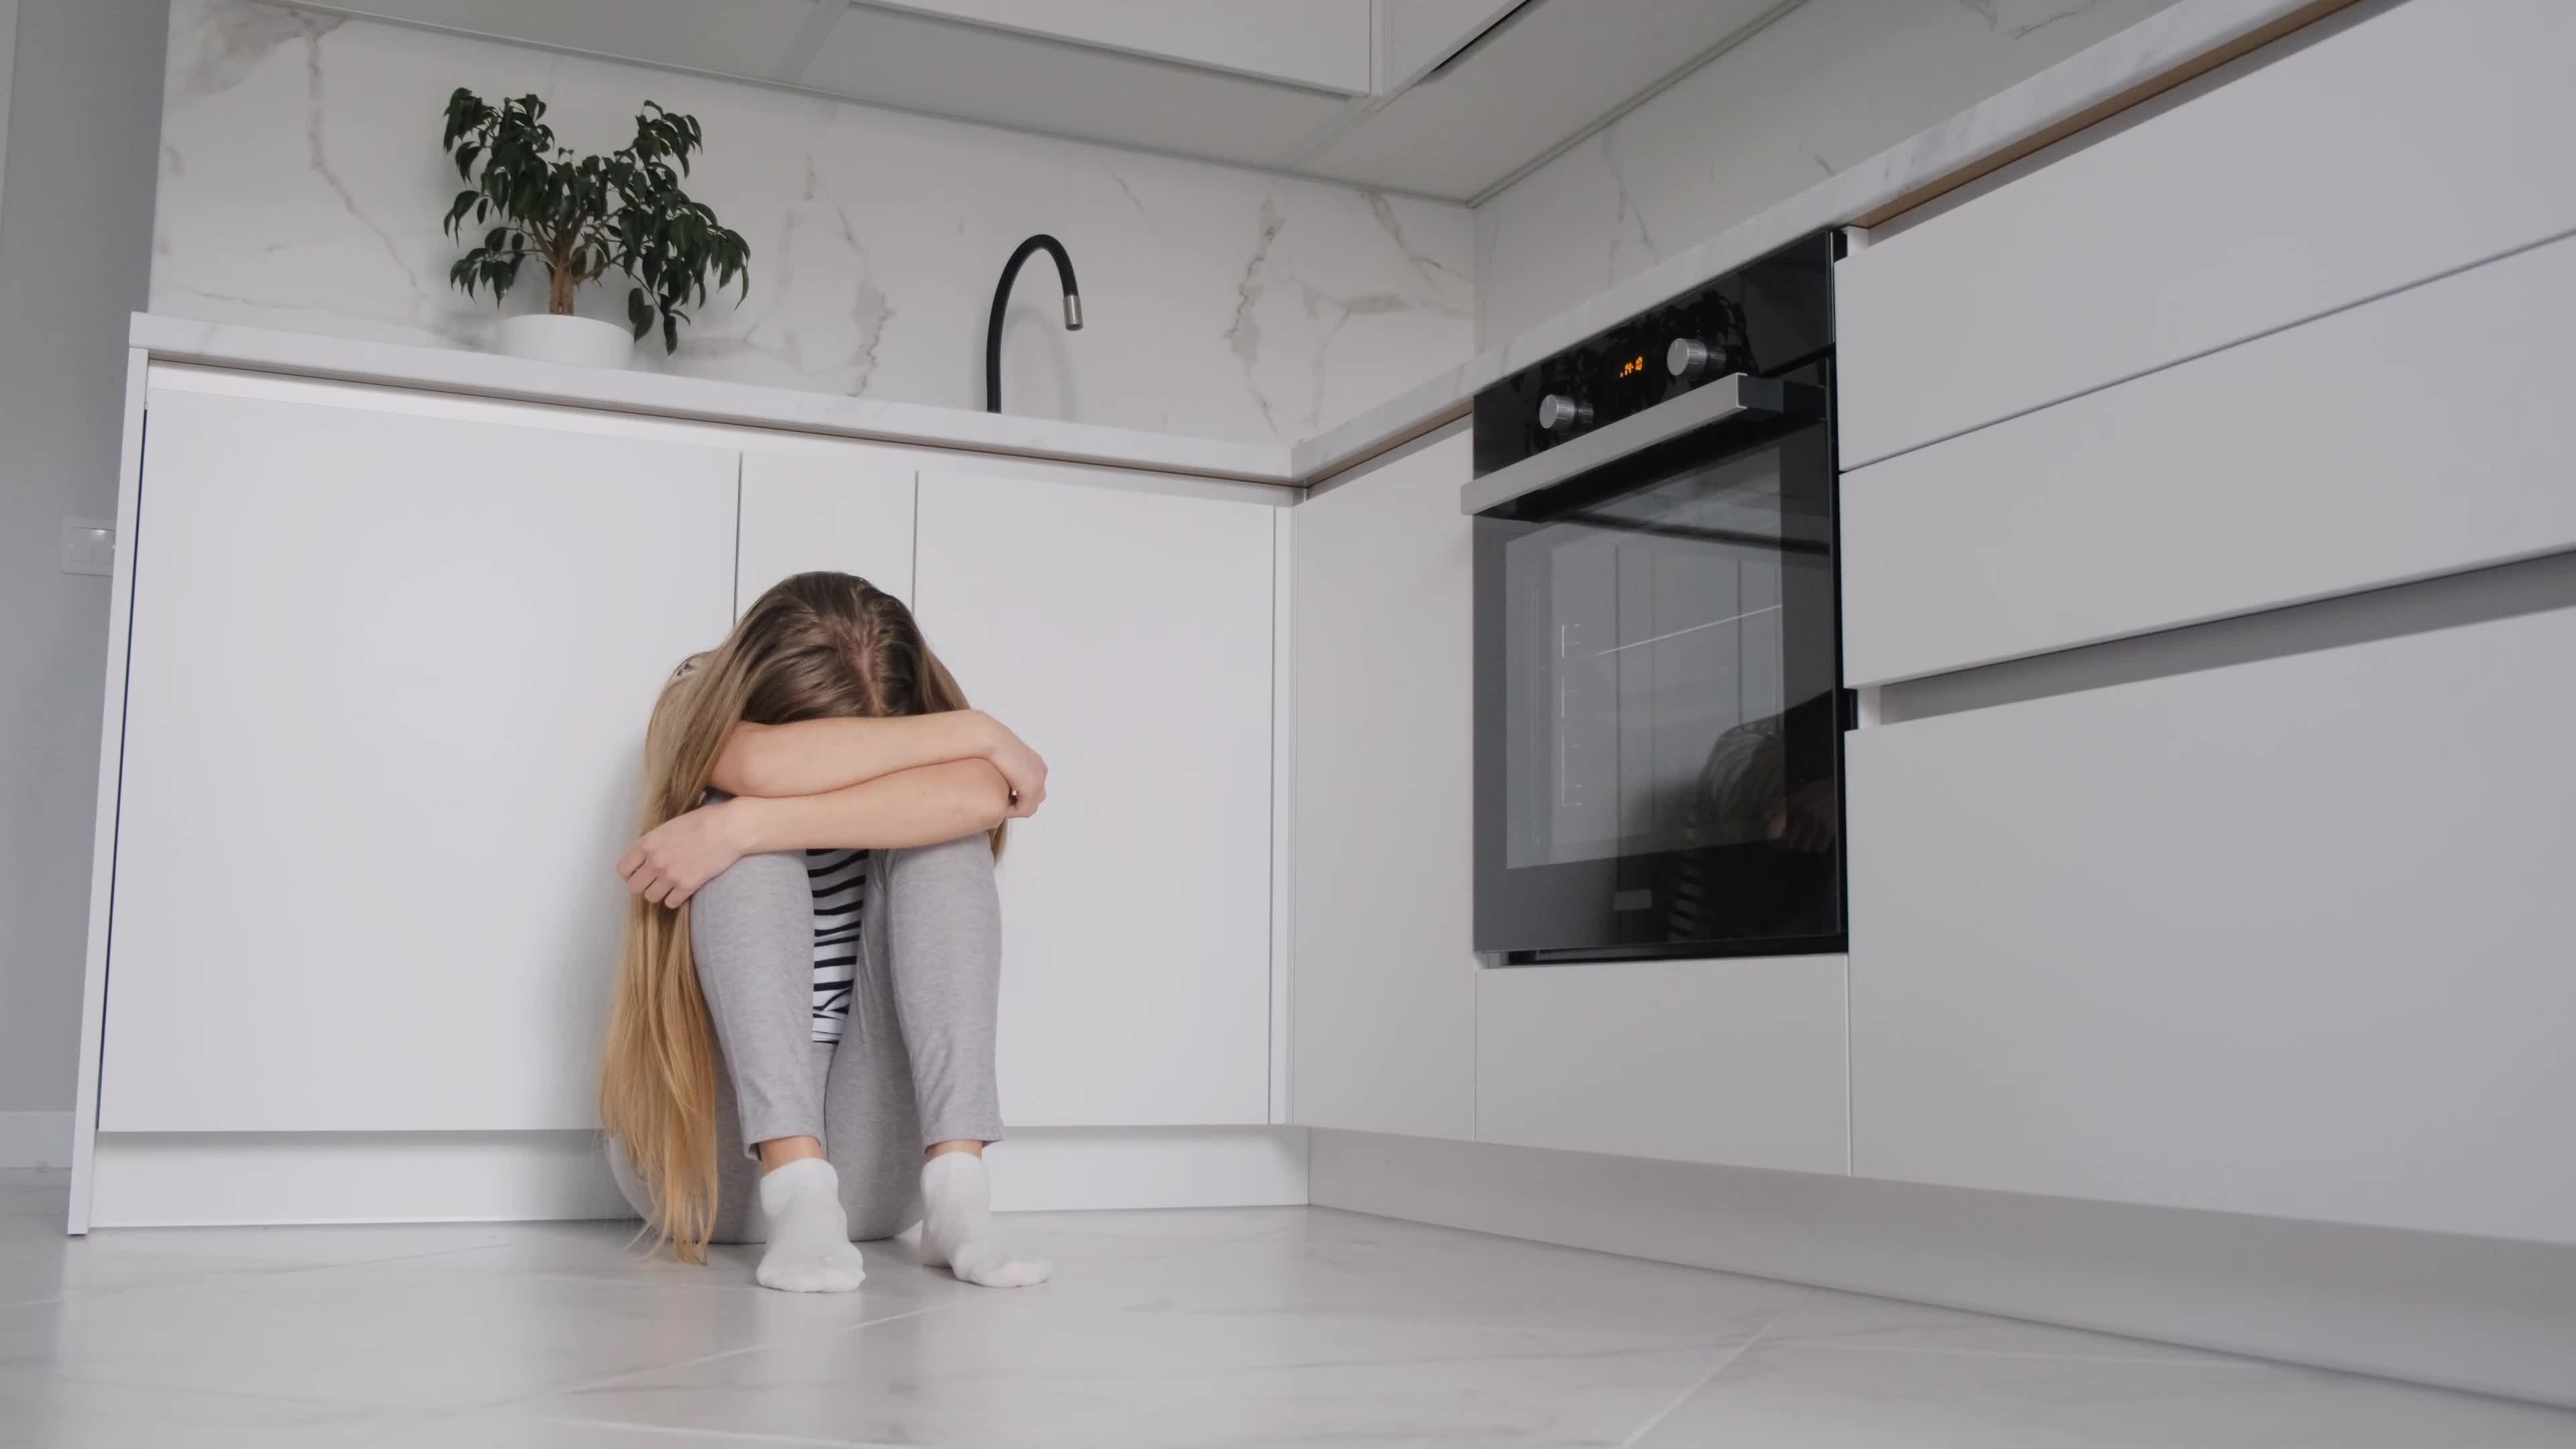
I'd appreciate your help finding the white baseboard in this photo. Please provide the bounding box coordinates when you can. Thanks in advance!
[0,1112,72,1169]
[78,1125,1307,1231]
[88,1131,633,1228]
[987,1126,1307,1212]
[1311,1130,2576,1409]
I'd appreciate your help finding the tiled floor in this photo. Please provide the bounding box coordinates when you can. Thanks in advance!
[3,1171,2570,1447]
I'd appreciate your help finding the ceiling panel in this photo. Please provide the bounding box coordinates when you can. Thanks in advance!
[295,0,1813,203]
[334,0,829,80]
[1301,0,1791,199]
[857,0,1373,95]
[802,6,1357,170]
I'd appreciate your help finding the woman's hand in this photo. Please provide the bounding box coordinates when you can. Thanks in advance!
[617,801,753,908]
[973,711,1048,818]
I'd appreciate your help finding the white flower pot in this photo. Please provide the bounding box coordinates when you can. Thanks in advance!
[494,313,636,369]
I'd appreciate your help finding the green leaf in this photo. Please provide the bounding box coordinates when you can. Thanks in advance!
[441,91,747,347]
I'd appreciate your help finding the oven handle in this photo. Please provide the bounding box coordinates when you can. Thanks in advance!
[1460,372,1790,516]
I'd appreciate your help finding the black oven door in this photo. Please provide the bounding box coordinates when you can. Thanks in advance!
[1472,410,1843,962]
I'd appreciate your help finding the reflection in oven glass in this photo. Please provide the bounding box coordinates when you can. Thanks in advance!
[1500,445,1837,944]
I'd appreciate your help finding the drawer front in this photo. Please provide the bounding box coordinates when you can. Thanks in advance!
[1845,604,2576,1243]
[1476,957,1847,1175]
[1843,231,2576,685]
[1837,0,2576,468]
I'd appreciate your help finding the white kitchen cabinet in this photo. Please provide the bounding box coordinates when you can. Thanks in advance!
[101,379,737,1132]
[735,444,918,612]
[1842,231,2576,685]
[912,466,1279,1127]
[1381,0,1523,87]
[1477,957,1847,1174]
[1837,0,2576,468]
[1845,603,2576,1244]
[1288,429,1477,1142]
[861,0,1373,92]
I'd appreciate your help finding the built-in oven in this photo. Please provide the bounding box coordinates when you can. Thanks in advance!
[1466,233,1843,963]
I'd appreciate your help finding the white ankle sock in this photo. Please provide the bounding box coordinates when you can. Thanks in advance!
[753,1157,865,1293]
[918,1152,1051,1289]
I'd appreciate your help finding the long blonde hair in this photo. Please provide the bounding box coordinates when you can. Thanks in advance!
[601,572,996,1260]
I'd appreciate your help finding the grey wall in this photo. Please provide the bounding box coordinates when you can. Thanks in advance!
[0,0,167,1136]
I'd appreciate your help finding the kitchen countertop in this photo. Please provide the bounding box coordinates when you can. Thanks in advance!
[127,314,1299,484]
[130,0,2326,490]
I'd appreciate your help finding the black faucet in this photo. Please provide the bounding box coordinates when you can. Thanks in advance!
[985,234,1083,414]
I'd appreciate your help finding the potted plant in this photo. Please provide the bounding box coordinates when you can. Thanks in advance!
[441,89,752,368]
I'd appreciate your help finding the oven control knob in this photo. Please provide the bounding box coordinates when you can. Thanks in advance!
[1537,394,1593,431]
[1666,337,1716,379]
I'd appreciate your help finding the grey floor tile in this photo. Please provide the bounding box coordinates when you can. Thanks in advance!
[1629,1337,2576,1448]
[362,1407,914,1447]
[1032,1205,1819,1341]
[0,1248,924,1413]
[1756,1292,2248,1364]
[0,1367,405,1449]
[539,1302,1740,1448]
[5,1183,2568,1447]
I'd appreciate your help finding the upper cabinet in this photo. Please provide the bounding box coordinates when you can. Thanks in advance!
[319,0,1788,200]
[862,0,1374,93]
[1379,0,1524,87]
[103,378,737,1132]
[913,466,1281,1128]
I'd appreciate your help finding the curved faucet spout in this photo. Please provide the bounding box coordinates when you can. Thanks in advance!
[986,233,1082,414]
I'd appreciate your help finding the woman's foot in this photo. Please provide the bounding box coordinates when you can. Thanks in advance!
[754,1158,866,1293]
[918,1151,1051,1289]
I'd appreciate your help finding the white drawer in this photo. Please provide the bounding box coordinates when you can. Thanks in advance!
[1475,957,1847,1175]
[1837,0,2576,469]
[1845,602,2576,1243]
[1842,229,2576,686]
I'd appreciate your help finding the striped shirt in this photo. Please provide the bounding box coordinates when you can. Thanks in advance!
[806,848,868,1044]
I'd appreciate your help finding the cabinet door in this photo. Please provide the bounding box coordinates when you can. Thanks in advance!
[1289,430,1477,1141]
[103,383,737,1131]
[737,445,916,612]
[1846,604,2576,1244]
[913,468,1277,1126]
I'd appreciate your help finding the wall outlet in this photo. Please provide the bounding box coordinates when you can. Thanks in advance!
[61,519,115,576]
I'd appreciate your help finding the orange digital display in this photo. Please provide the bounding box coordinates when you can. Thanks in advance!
[1619,355,1646,379]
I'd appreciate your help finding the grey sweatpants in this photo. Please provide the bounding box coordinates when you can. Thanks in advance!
[610,832,1006,1242]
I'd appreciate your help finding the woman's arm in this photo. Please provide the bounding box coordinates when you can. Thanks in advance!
[619,760,1010,907]
[712,711,1047,812]
[731,759,1012,853]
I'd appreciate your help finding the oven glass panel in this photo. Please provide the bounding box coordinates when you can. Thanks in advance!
[1475,421,1841,959]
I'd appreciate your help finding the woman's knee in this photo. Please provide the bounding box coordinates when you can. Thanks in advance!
[886,833,999,911]
[688,851,812,941]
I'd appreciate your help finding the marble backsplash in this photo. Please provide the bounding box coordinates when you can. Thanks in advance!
[1472,0,2175,347]
[152,0,1474,445]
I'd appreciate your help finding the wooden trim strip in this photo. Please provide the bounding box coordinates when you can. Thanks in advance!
[1297,398,1472,488]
